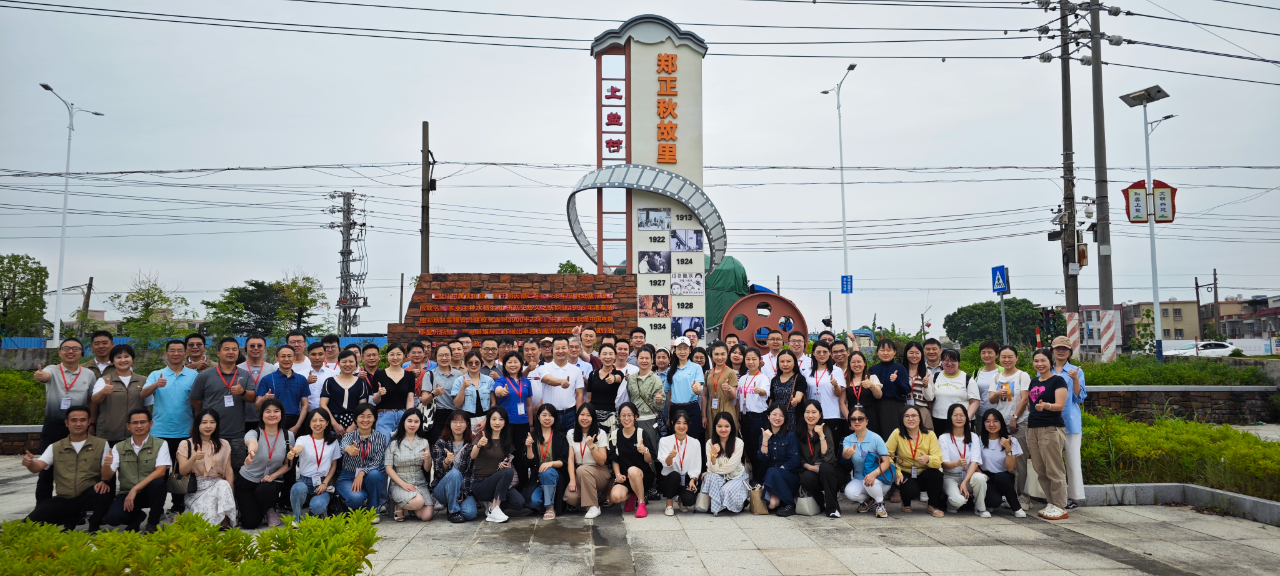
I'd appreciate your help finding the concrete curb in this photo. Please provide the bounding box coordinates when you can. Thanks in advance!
[1088,385,1277,392]
[0,426,42,434]
[1084,483,1280,526]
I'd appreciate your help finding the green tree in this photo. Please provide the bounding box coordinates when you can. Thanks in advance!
[1129,307,1156,353]
[943,297,1062,347]
[107,271,193,351]
[0,254,49,338]
[278,273,329,336]
[201,280,289,338]
[557,261,586,274]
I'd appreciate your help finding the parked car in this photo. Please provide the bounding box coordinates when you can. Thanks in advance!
[1164,341,1240,357]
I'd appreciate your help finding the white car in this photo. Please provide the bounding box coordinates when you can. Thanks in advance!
[1163,341,1240,357]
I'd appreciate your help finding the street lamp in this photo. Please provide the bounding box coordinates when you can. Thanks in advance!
[821,63,857,340]
[1119,85,1172,359]
[40,83,104,347]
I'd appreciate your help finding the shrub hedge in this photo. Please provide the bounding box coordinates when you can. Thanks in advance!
[1082,411,1280,502]
[0,510,379,576]
[955,343,1271,386]
[0,370,45,426]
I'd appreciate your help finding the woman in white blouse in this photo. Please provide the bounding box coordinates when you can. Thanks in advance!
[565,404,611,519]
[699,412,747,515]
[657,410,702,516]
[927,349,979,434]
[937,403,989,518]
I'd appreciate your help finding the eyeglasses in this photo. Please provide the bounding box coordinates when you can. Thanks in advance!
[850,417,867,423]
[466,361,481,366]
[247,344,264,349]
[59,346,82,352]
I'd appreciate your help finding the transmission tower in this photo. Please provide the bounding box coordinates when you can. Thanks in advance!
[328,191,369,336]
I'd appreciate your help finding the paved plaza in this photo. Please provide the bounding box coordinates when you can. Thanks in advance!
[1,456,1277,576]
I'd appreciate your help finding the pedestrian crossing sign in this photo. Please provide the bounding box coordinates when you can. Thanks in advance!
[992,266,1010,294]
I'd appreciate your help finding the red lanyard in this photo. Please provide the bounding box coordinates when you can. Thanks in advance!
[264,431,279,461]
[739,372,760,400]
[806,431,815,457]
[246,364,265,387]
[504,377,524,401]
[216,368,237,390]
[908,433,922,462]
[815,369,829,392]
[324,362,337,371]
[359,438,370,461]
[711,366,725,396]
[539,433,551,461]
[851,376,863,402]
[310,436,325,470]
[674,437,687,469]
[579,437,591,462]
[58,365,81,394]
[952,434,967,461]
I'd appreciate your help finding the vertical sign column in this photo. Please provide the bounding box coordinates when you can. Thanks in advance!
[597,49,630,274]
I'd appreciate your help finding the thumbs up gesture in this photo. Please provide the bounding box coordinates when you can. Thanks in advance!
[526,433,535,448]
[104,450,114,468]
[709,443,721,459]
[307,373,318,384]
[194,445,206,461]
[289,445,304,460]
[155,375,168,388]
[344,444,360,457]
[815,423,825,437]
[21,450,35,468]
[477,435,489,448]
[378,386,387,397]
[761,428,773,443]
[33,366,50,382]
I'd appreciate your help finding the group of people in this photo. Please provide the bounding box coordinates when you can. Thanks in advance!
[23,325,1087,533]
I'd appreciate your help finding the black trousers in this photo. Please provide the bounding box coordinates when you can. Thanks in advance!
[822,418,849,446]
[984,470,1021,512]
[473,469,525,510]
[431,408,454,442]
[28,487,113,530]
[159,437,188,512]
[507,423,532,490]
[36,418,71,504]
[798,462,843,513]
[898,467,945,509]
[235,477,285,529]
[669,402,703,443]
[740,412,768,485]
[876,399,906,444]
[658,471,698,507]
[105,476,167,528]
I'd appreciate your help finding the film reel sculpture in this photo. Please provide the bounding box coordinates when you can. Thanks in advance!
[719,293,808,348]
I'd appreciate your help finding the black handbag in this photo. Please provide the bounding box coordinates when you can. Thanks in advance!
[327,491,350,516]
[167,441,197,495]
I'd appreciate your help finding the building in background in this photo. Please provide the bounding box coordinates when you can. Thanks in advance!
[1122,298,1198,348]
[1078,304,1123,355]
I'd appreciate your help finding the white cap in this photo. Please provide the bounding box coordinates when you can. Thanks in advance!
[673,336,692,348]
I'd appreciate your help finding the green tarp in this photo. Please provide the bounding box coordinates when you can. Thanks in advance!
[705,255,749,329]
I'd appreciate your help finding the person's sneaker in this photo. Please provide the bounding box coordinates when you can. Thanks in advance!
[624,494,637,512]
[267,508,282,527]
[434,502,445,512]
[291,519,300,528]
[1014,509,1027,518]
[1065,499,1079,510]
[126,522,141,533]
[371,513,382,525]
[1038,504,1068,520]
[775,504,796,518]
[947,506,958,514]
[448,512,466,524]
[664,505,675,516]
[487,504,509,523]
[828,510,842,519]
[875,503,888,518]
[975,509,991,518]
[584,506,601,519]
[87,522,101,534]
[143,523,160,535]
[857,498,874,514]
[635,502,648,518]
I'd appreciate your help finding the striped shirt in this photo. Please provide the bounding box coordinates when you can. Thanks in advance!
[338,429,388,474]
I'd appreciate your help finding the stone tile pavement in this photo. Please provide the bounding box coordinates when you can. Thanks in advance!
[0,455,1277,575]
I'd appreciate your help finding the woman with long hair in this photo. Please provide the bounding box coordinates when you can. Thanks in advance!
[691,347,709,373]
[335,403,387,520]
[978,408,1024,517]
[385,408,435,522]
[655,348,673,425]
[844,351,878,436]
[699,412,748,515]
[627,346,665,443]
[608,403,657,518]
[1049,337,1088,510]
[728,344,747,377]
[586,344,626,431]
[757,402,802,517]
[471,406,524,522]
[1027,348,1070,520]
[938,403,989,517]
[797,399,843,518]
[887,405,945,517]
[493,352,534,489]
[177,409,236,528]
[807,341,847,442]
[320,350,375,435]
[565,404,611,518]
[287,408,341,523]
[902,342,935,433]
[524,404,568,519]
[237,399,293,528]
[657,410,702,516]
[997,345,1032,498]
[430,412,478,523]
[452,351,495,423]
[768,350,806,430]
[841,406,892,518]
[374,345,417,441]
[738,347,771,485]
[704,342,739,441]
[928,349,979,435]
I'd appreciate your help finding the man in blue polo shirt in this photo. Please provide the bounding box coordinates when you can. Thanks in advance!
[257,345,311,435]
[142,339,198,514]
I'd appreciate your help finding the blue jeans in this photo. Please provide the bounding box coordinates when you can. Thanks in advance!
[529,468,558,510]
[376,410,404,441]
[431,469,478,520]
[335,469,386,511]
[290,476,332,518]
[558,410,576,433]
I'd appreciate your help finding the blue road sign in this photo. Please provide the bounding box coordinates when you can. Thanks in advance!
[992,266,1010,294]
[841,275,853,294]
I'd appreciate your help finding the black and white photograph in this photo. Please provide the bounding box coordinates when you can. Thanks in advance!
[638,295,670,318]
[669,272,704,296]
[637,207,671,230]
[670,229,703,252]
[638,250,671,274]
[671,316,705,340]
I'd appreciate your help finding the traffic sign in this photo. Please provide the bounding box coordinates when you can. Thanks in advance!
[991,266,1010,294]
[841,275,853,294]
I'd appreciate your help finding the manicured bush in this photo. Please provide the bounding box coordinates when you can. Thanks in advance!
[955,343,1270,386]
[0,370,45,426]
[0,510,379,575]
[1082,412,1280,502]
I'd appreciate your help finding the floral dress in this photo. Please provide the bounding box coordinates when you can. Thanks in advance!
[387,436,435,508]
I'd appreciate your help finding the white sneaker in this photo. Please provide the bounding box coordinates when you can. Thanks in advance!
[434,502,445,512]
[1014,509,1027,518]
[664,505,675,516]
[486,504,509,523]
[975,509,991,518]
[584,506,601,519]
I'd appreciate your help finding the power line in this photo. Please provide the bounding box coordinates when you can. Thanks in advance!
[740,0,1037,9]
[1205,0,1280,10]
[1124,39,1280,64]
[1102,61,1280,86]
[1123,10,1280,37]
[1139,0,1280,68]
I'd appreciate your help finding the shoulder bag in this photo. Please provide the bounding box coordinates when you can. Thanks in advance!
[794,486,821,516]
[167,440,197,495]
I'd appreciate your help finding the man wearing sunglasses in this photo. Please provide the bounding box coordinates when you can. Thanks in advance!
[32,337,96,504]
[238,336,277,431]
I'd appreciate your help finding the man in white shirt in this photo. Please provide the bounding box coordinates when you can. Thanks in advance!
[788,331,812,375]
[923,338,944,378]
[100,409,171,532]
[529,336,584,432]
[761,330,785,380]
[570,338,593,381]
[320,334,341,371]
[294,342,337,411]
[628,328,647,366]
[21,406,112,532]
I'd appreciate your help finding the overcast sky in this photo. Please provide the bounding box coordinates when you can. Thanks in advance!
[3,0,1277,339]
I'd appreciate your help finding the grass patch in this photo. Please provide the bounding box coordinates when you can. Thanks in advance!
[1082,411,1280,502]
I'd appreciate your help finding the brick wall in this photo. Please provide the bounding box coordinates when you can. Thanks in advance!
[1085,387,1277,424]
[386,273,637,344]
[1,432,41,455]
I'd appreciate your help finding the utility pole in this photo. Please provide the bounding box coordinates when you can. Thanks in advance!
[1194,277,1204,338]
[330,191,368,336]
[77,277,93,339]
[421,122,434,274]
[1059,2,1080,314]
[1213,268,1220,337]
[777,275,781,295]
[1088,0,1114,314]
[399,272,406,325]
